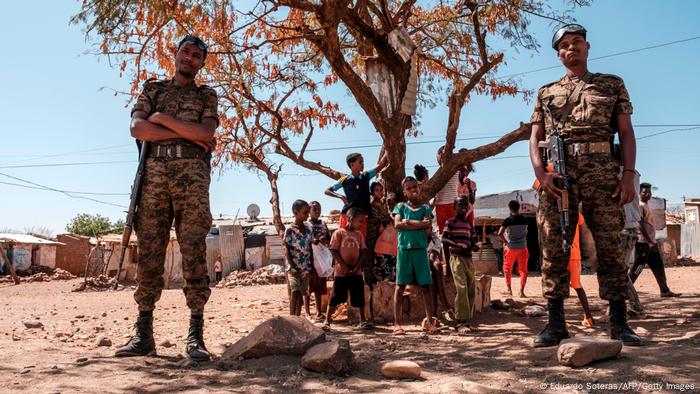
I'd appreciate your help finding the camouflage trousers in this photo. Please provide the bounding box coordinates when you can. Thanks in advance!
[134,158,212,314]
[537,154,628,301]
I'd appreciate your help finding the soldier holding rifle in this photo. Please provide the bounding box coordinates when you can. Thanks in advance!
[115,35,218,361]
[529,24,642,347]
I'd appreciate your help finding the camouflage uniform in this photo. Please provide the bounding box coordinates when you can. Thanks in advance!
[531,73,633,301]
[131,79,218,315]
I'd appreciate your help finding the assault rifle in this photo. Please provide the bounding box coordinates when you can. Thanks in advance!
[539,95,571,252]
[114,142,149,289]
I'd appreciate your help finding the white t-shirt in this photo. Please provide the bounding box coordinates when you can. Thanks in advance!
[434,172,460,205]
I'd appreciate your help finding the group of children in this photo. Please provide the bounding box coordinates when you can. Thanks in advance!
[283,148,484,335]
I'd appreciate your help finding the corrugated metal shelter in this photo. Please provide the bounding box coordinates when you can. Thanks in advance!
[680,223,700,257]
[0,233,62,271]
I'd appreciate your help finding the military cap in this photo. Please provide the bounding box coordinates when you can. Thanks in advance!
[552,23,587,50]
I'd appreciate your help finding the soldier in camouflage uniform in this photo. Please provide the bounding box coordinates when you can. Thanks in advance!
[115,35,218,361]
[529,24,642,347]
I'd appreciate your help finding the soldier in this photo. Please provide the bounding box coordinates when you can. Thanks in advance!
[115,35,218,361]
[529,24,642,347]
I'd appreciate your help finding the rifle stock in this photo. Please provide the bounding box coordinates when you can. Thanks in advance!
[114,142,149,289]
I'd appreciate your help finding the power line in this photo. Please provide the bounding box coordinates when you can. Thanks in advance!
[496,35,700,80]
[0,172,127,208]
[0,160,135,169]
[0,144,133,166]
[637,126,700,140]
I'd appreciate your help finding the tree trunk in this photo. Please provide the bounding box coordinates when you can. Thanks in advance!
[266,172,285,236]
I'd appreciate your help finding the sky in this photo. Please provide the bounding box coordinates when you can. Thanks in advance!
[1,1,699,235]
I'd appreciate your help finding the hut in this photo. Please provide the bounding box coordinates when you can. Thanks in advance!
[0,233,62,272]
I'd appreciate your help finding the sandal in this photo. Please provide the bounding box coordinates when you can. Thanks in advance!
[581,317,594,328]
[359,321,374,330]
[314,315,326,323]
[427,324,439,335]
[321,323,331,332]
[392,325,406,336]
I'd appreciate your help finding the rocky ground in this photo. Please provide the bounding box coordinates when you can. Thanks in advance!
[1,266,698,393]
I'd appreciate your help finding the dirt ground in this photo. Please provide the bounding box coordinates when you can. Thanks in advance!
[1,266,698,394]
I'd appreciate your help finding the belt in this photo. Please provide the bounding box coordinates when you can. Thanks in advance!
[566,141,611,156]
[149,144,206,160]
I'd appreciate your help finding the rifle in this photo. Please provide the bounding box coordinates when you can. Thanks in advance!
[114,141,149,289]
[539,95,571,252]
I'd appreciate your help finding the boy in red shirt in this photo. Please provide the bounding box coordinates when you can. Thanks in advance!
[323,207,372,331]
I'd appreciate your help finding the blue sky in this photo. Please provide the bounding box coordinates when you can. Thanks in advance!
[1,1,699,234]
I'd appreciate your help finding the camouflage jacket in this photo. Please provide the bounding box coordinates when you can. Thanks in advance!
[131,78,219,147]
[530,73,633,143]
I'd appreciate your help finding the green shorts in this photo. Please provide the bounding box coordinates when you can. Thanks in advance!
[288,272,310,294]
[397,248,432,286]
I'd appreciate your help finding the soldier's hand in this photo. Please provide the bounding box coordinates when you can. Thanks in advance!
[539,172,563,199]
[613,173,636,206]
[193,138,216,153]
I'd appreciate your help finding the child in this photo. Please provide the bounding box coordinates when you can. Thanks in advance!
[307,201,331,321]
[570,213,594,328]
[428,225,451,324]
[325,152,387,238]
[442,196,480,331]
[283,199,314,316]
[214,255,223,283]
[413,164,429,184]
[392,176,437,335]
[365,182,393,319]
[323,207,372,331]
[498,200,529,298]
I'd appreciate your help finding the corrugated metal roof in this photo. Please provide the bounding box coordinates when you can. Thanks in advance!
[0,233,63,245]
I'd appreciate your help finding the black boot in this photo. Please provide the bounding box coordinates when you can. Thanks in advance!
[533,299,570,347]
[115,315,156,357]
[186,316,211,361]
[609,300,643,346]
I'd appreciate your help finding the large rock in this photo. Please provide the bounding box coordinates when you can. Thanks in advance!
[348,275,492,323]
[557,337,622,367]
[380,360,421,379]
[520,305,546,317]
[301,340,353,375]
[221,316,325,361]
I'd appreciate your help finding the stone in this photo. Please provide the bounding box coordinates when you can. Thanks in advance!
[490,299,511,310]
[23,320,44,329]
[301,340,354,375]
[220,316,326,361]
[76,357,88,363]
[160,339,176,348]
[557,338,622,367]
[95,335,112,347]
[520,305,546,317]
[380,360,421,379]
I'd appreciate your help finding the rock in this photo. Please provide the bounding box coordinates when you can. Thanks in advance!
[557,338,622,367]
[76,357,88,363]
[160,339,176,348]
[220,316,326,361]
[490,299,511,310]
[101,312,107,317]
[380,360,421,379]
[520,305,546,317]
[23,320,44,329]
[301,340,354,375]
[95,335,112,347]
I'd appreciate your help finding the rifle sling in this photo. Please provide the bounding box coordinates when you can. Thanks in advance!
[556,71,594,130]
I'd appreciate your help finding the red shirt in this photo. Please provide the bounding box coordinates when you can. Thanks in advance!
[329,227,366,277]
